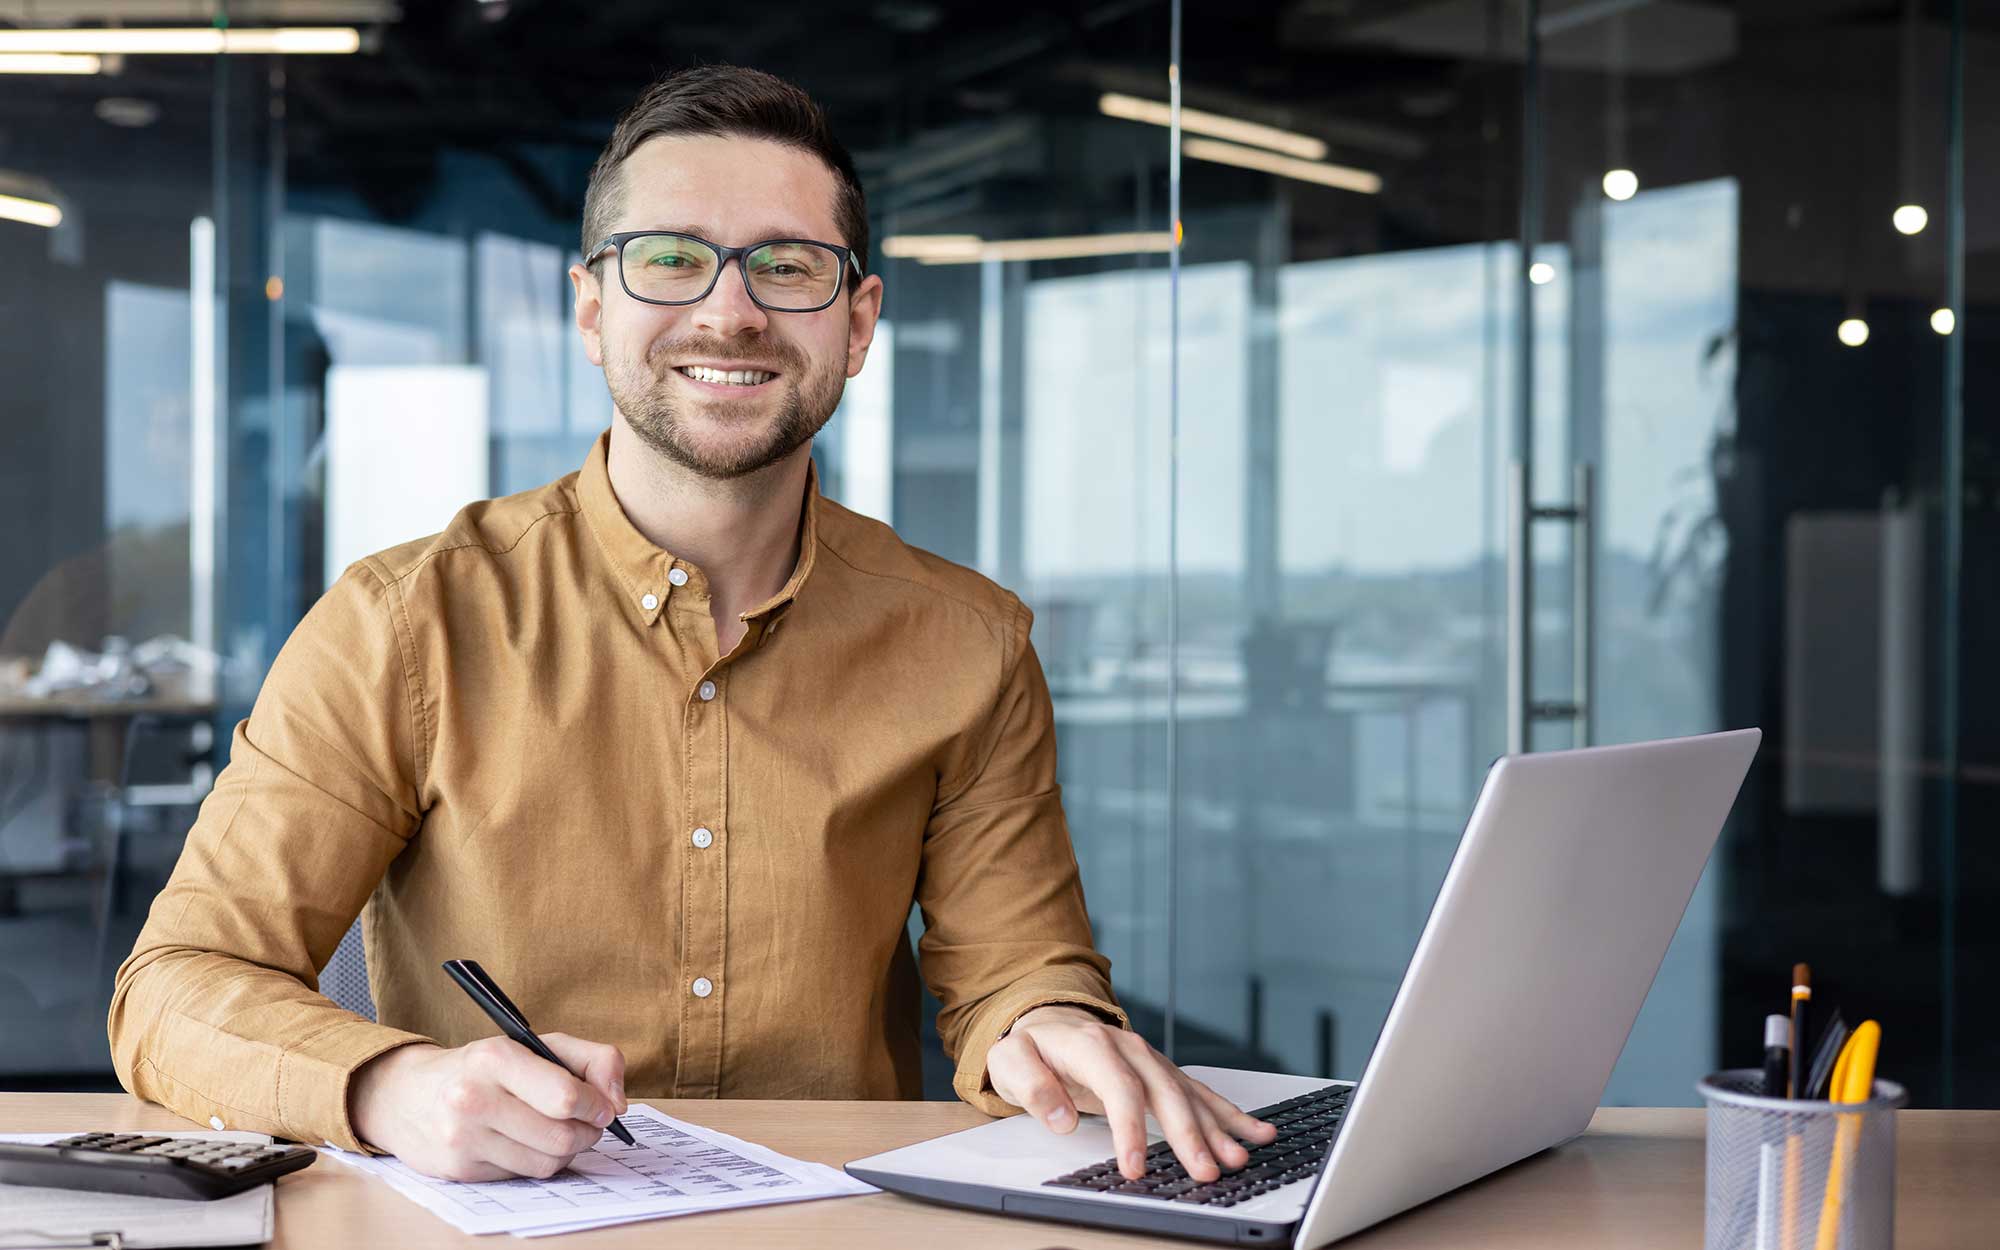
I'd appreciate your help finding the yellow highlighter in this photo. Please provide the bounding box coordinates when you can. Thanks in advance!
[1813,1020,1882,1250]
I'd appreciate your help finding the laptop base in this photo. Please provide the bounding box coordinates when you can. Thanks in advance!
[849,1164,1300,1245]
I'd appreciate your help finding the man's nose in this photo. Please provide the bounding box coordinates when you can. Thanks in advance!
[690,258,770,336]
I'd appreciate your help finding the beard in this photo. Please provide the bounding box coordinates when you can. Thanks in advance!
[605,330,847,481]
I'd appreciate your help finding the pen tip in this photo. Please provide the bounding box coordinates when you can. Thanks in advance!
[1793,962,1811,986]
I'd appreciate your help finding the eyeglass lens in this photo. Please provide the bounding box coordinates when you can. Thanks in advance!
[621,234,842,310]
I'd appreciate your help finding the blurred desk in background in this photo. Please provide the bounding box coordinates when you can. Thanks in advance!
[0,674,216,1069]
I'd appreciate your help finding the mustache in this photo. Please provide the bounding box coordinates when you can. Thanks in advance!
[645,334,802,372]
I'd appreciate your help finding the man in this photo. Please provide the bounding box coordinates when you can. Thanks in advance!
[110,64,1273,1187]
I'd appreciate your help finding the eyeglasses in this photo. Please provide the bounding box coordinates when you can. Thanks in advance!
[585,230,862,313]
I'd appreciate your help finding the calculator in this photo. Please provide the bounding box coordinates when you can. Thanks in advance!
[0,1133,316,1200]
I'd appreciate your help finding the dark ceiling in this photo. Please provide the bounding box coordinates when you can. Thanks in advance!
[0,0,1993,293]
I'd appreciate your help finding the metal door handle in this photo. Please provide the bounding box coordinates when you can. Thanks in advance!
[1508,459,1594,752]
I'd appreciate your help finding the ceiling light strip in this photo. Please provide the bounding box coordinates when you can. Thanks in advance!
[977,231,1175,262]
[0,192,63,228]
[1099,91,1327,161]
[879,234,982,261]
[0,52,102,72]
[882,232,1178,266]
[1181,137,1381,194]
[0,27,361,53]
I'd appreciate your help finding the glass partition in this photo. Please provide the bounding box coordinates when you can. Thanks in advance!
[1949,0,1995,1109]
[1,57,223,1085]
[1527,0,1965,1107]
[1165,0,1987,1106]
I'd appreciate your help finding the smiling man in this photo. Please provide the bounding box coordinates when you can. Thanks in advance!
[109,65,1271,1187]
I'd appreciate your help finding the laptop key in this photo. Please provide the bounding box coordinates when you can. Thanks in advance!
[1039,1090,1356,1192]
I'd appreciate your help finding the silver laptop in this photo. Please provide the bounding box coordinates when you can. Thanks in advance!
[848,729,1761,1246]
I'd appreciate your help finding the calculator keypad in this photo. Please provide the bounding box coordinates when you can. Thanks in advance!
[52,1133,307,1171]
[0,1131,315,1201]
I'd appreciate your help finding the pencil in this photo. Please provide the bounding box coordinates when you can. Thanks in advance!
[1780,964,1811,1250]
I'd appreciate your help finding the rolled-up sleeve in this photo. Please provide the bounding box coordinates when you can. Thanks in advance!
[916,596,1127,1116]
[108,561,434,1150]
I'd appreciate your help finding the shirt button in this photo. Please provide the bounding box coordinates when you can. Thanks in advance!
[697,680,716,701]
[691,977,713,998]
[691,827,713,849]
[640,592,658,611]
[668,567,689,587]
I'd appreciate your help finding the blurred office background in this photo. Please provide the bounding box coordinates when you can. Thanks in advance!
[1,0,1994,1108]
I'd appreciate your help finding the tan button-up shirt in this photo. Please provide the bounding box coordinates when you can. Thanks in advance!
[109,431,1123,1152]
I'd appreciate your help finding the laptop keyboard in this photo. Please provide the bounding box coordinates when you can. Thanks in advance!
[1042,1083,1350,1209]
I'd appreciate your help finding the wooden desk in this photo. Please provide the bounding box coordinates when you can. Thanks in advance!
[3,1095,1995,1248]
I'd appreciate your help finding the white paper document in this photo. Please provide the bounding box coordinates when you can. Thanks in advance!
[0,1131,275,1249]
[316,1103,875,1237]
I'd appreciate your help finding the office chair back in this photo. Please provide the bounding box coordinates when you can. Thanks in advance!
[321,917,378,1021]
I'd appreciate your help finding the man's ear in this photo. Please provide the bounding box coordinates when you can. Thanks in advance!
[845,272,884,379]
[569,262,606,367]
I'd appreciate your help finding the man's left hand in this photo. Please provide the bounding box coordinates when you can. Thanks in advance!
[984,1005,1278,1184]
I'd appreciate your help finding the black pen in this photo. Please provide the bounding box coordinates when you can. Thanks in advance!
[1786,963,1811,1099]
[1761,1014,1790,1098]
[443,959,636,1147]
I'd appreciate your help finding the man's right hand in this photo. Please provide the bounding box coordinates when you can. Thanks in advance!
[349,1034,628,1180]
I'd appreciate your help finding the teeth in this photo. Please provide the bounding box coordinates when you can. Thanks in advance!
[681,365,774,386]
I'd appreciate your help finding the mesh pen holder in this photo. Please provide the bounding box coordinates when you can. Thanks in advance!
[1698,1070,1906,1250]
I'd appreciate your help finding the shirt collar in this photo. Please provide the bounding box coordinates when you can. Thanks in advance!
[576,429,822,629]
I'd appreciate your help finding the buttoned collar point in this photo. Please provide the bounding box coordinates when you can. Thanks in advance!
[574,430,823,630]
[740,475,819,625]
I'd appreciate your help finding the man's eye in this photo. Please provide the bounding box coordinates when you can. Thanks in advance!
[649,254,690,267]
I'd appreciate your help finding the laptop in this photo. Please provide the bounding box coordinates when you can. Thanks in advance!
[848,729,1761,1246]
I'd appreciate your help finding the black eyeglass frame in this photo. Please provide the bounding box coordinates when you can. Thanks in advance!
[584,230,864,313]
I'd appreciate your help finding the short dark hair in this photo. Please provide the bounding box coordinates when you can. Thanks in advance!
[581,64,869,277]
